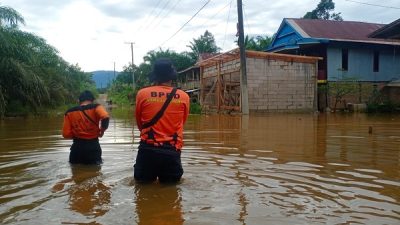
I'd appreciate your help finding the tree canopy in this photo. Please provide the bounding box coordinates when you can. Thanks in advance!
[303,0,343,21]
[0,5,96,117]
[109,31,219,105]
[241,35,273,51]
[0,6,25,28]
[187,30,221,61]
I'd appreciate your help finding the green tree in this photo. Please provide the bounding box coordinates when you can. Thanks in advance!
[187,30,221,61]
[109,48,196,105]
[0,26,49,115]
[0,5,96,116]
[143,49,194,72]
[0,5,25,28]
[303,0,343,21]
[328,76,358,111]
[241,35,273,51]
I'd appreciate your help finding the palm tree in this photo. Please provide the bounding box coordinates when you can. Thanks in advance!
[187,30,220,61]
[0,28,50,115]
[0,5,97,117]
[0,5,25,28]
[237,35,273,51]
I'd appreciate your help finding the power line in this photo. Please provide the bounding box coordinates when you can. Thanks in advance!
[222,0,234,50]
[144,0,174,32]
[159,0,212,47]
[344,0,400,9]
[199,0,233,27]
[174,0,233,49]
[151,0,183,31]
[243,2,252,35]
[136,0,164,32]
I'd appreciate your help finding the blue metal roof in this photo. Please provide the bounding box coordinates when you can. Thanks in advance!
[267,19,330,52]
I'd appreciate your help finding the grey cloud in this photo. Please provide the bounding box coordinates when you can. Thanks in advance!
[89,0,149,20]
[87,0,215,22]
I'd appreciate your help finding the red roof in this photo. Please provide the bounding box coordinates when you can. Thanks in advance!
[198,53,219,61]
[287,18,400,45]
[369,18,400,39]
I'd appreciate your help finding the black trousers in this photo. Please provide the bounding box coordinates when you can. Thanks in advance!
[69,138,102,165]
[134,143,183,183]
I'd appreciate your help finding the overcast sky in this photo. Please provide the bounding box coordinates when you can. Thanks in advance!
[2,0,399,72]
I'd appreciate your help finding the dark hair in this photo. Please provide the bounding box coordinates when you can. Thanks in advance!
[149,58,177,83]
[79,90,95,102]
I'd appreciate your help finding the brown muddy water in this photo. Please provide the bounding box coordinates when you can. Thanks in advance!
[0,112,399,225]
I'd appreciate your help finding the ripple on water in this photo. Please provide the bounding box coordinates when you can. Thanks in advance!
[1,115,400,224]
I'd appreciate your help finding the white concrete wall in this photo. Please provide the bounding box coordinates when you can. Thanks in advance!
[246,57,316,112]
[201,56,317,112]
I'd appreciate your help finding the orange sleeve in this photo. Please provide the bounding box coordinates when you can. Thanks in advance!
[95,105,109,119]
[135,90,144,131]
[62,115,74,139]
[183,92,190,125]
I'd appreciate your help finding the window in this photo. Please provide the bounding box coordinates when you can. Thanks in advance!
[341,49,348,71]
[373,51,379,72]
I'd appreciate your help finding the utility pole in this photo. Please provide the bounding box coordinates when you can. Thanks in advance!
[113,62,116,80]
[237,0,249,114]
[125,42,135,90]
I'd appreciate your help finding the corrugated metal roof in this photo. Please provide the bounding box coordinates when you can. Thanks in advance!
[369,18,400,39]
[196,48,321,67]
[287,18,400,45]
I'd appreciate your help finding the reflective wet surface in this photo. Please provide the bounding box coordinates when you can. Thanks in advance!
[0,111,399,224]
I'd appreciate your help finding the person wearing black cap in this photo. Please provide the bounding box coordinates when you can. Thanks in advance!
[134,58,190,183]
[62,90,110,164]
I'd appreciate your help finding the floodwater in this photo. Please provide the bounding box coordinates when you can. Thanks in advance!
[0,111,399,225]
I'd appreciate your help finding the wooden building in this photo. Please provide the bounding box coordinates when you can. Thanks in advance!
[196,48,321,113]
[177,66,201,103]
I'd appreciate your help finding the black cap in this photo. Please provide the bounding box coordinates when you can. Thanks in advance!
[79,90,95,103]
[149,58,177,83]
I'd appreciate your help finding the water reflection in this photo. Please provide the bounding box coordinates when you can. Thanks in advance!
[134,183,183,225]
[0,113,399,224]
[182,114,400,224]
[52,165,111,222]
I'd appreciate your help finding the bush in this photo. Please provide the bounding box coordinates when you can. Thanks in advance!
[107,82,135,106]
[190,102,202,114]
[366,87,400,113]
[367,102,399,113]
[4,100,31,117]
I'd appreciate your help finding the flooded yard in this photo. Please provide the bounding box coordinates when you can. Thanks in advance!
[0,112,399,224]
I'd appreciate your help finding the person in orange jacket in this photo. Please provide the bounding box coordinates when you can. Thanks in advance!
[62,90,109,164]
[134,58,190,183]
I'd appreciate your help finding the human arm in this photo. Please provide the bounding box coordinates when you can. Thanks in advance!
[99,117,109,137]
[183,92,190,125]
[62,115,74,139]
[96,105,110,137]
[135,91,143,131]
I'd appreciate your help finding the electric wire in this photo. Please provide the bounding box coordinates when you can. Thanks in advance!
[243,2,252,36]
[222,0,234,50]
[144,0,174,32]
[136,0,164,32]
[344,0,400,9]
[151,0,183,31]
[174,0,234,50]
[158,0,212,48]
[198,0,234,27]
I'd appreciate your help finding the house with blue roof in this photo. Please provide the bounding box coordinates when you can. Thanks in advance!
[267,18,400,110]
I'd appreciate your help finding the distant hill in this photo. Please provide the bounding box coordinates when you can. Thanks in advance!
[91,70,119,89]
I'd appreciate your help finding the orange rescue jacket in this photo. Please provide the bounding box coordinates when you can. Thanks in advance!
[135,86,190,150]
[63,104,109,140]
